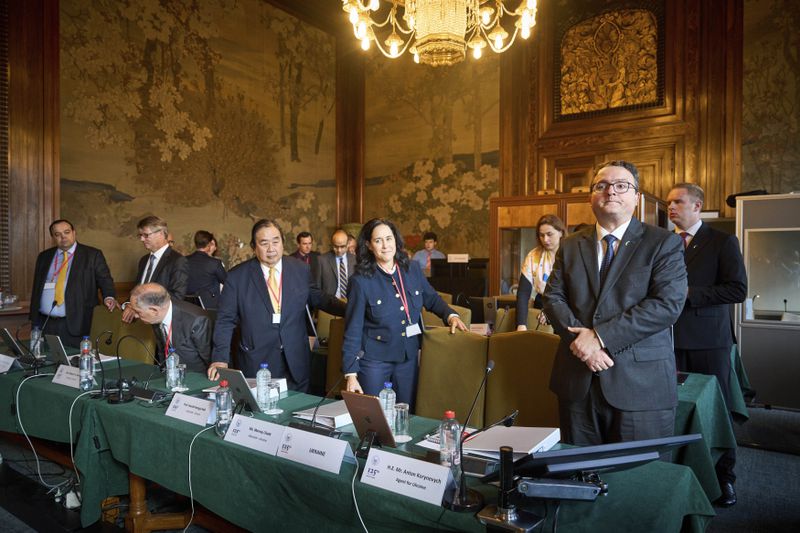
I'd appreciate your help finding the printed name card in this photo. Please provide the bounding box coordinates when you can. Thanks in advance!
[52,365,82,389]
[224,414,285,455]
[0,354,16,373]
[469,323,491,336]
[276,426,354,474]
[447,253,469,263]
[360,448,451,506]
[165,393,214,427]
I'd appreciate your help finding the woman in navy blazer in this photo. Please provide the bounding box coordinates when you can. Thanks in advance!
[342,218,467,407]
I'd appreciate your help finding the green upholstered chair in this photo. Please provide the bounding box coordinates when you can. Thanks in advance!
[116,318,158,364]
[89,305,123,348]
[437,291,453,304]
[325,318,346,391]
[450,304,472,328]
[493,307,554,335]
[415,328,488,426]
[316,309,336,341]
[421,302,472,329]
[485,330,561,428]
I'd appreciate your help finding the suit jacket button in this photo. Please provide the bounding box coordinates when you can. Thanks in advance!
[400,306,404,311]
[377,335,381,340]
[401,320,406,325]
[395,293,400,298]
[377,300,382,305]
[415,290,419,295]
[401,332,406,337]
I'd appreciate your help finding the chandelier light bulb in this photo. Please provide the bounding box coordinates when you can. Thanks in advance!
[356,20,367,39]
[527,0,536,10]
[408,15,415,29]
[361,37,371,50]
[521,25,530,39]
[494,34,503,49]
[522,10,531,27]
[369,0,380,11]
[473,46,482,59]
[413,51,420,63]
[481,11,491,25]
[390,42,399,56]
[349,9,359,24]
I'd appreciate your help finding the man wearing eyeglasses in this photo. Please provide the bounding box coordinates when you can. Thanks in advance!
[122,216,189,323]
[544,161,687,447]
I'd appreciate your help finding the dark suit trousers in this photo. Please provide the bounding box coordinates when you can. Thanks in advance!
[358,357,418,409]
[675,347,737,484]
[558,375,675,446]
[40,313,81,348]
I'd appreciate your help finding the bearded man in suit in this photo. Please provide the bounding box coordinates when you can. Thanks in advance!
[544,161,687,445]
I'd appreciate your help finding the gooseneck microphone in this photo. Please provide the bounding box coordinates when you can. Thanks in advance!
[445,360,495,512]
[92,330,113,398]
[109,335,155,404]
[493,306,509,334]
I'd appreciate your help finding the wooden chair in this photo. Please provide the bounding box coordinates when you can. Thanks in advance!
[493,307,554,335]
[316,310,336,341]
[485,330,561,428]
[415,328,488,425]
[421,303,473,329]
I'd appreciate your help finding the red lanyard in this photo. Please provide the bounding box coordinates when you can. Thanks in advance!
[392,267,412,323]
[51,251,73,282]
[265,268,283,311]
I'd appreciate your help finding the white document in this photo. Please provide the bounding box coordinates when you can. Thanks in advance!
[52,365,82,389]
[223,413,285,455]
[361,448,451,506]
[276,426,355,474]
[463,426,560,460]
[165,393,214,427]
[0,354,17,373]
[292,400,353,429]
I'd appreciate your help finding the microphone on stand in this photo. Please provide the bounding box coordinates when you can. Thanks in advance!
[445,360,495,512]
[291,350,364,437]
[108,335,155,404]
[92,330,113,398]
[492,306,509,335]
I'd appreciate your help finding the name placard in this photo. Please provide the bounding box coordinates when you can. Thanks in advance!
[469,323,491,336]
[0,354,16,373]
[52,365,82,389]
[447,253,469,263]
[276,426,354,474]
[224,414,285,455]
[165,393,214,427]
[361,448,451,506]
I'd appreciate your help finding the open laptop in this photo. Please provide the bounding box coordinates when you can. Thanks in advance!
[0,328,38,365]
[218,368,262,413]
[45,334,79,366]
[341,390,396,449]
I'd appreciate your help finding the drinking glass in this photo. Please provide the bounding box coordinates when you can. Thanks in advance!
[172,363,188,392]
[264,380,283,415]
[394,402,412,443]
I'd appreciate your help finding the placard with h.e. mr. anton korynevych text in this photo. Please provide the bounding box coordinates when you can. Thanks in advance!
[360,448,451,506]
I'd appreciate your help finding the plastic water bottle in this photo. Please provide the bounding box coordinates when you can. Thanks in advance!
[439,410,461,484]
[256,363,271,410]
[378,382,396,433]
[79,336,94,391]
[165,348,179,389]
[215,379,232,437]
[30,327,42,358]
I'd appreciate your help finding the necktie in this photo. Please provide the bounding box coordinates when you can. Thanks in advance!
[161,323,170,349]
[338,257,348,298]
[54,251,68,306]
[268,266,280,312]
[599,234,617,285]
[679,232,690,249]
[426,251,432,270]
[143,254,156,283]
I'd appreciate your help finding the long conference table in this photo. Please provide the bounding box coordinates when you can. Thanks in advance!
[0,359,722,532]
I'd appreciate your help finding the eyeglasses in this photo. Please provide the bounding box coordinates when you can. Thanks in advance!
[591,181,638,194]
[138,230,163,239]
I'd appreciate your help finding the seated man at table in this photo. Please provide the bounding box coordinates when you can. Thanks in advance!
[668,183,747,507]
[129,283,211,373]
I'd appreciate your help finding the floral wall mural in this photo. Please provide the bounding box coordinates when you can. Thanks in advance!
[363,54,500,257]
[60,0,337,280]
[742,0,800,194]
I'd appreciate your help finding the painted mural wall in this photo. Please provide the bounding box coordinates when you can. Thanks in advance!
[60,0,337,281]
[743,0,800,194]
[363,53,500,257]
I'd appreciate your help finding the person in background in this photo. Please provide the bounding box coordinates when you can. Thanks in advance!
[29,219,117,347]
[290,231,318,266]
[186,230,227,309]
[343,218,467,408]
[129,283,211,373]
[668,182,747,507]
[544,160,687,446]
[122,216,188,323]
[516,214,566,330]
[313,229,356,300]
[208,219,344,390]
[346,233,357,256]
[411,231,446,276]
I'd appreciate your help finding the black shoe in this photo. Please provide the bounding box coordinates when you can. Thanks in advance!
[714,482,737,507]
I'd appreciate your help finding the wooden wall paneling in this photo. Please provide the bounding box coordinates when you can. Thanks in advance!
[499,39,532,197]
[334,39,364,225]
[7,0,58,298]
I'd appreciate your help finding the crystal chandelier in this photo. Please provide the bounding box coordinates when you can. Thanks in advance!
[341,0,538,67]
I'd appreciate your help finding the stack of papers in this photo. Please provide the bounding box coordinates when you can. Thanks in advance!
[293,400,353,429]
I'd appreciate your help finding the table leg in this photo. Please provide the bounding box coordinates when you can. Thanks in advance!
[125,473,189,533]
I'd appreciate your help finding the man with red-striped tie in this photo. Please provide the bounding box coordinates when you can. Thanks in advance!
[411,232,446,277]
[313,229,356,301]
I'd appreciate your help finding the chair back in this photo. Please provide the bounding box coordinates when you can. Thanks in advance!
[316,310,336,341]
[116,319,158,364]
[89,305,123,348]
[450,304,472,328]
[325,318,346,391]
[437,291,453,304]
[416,328,488,426]
[493,307,554,334]
[485,331,560,428]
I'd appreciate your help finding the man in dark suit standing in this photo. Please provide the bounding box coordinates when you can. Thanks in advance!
[128,283,211,373]
[186,230,226,309]
[544,161,687,445]
[29,219,117,347]
[668,183,747,507]
[122,216,188,323]
[208,219,345,390]
[313,229,356,300]
[289,231,318,267]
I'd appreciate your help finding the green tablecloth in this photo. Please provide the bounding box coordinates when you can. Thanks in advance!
[676,373,738,501]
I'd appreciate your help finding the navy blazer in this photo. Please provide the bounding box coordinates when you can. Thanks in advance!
[673,223,747,350]
[29,243,116,337]
[212,256,344,384]
[544,219,687,411]
[186,251,227,308]
[135,247,189,299]
[342,261,454,374]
